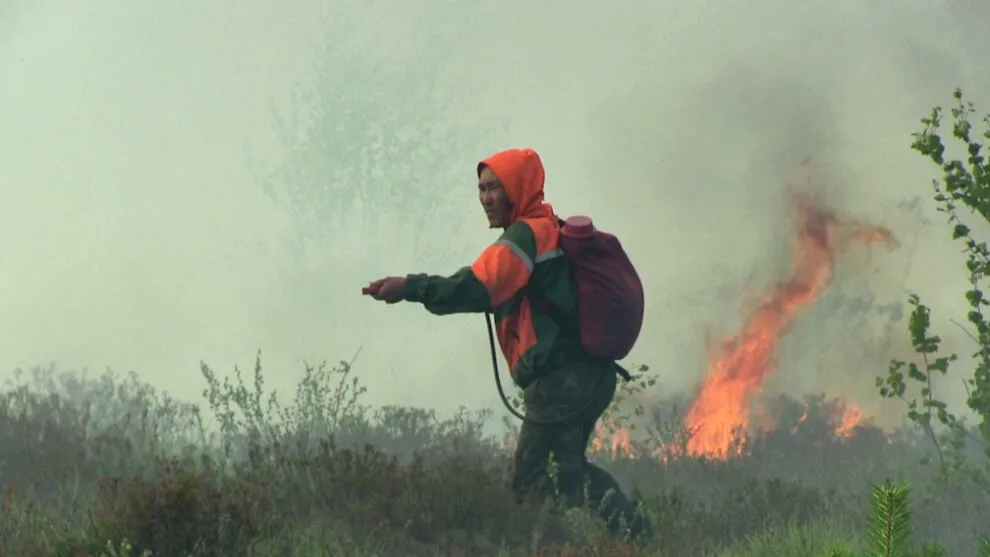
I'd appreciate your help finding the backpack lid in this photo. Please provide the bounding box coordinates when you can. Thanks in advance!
[562,215,596,238]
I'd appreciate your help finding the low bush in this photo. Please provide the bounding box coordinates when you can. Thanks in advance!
[0,355,985,557]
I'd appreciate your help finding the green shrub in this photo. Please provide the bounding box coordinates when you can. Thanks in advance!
[877,88,990,490]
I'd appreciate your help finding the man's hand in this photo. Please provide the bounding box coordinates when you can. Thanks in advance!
[362,276,408,304]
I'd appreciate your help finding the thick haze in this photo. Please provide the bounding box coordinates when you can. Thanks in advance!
[3,1,989,429]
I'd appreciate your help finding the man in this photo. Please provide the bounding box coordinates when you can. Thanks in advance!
[363,148,650,541]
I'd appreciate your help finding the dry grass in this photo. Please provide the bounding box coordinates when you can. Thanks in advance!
[0,359,987,557]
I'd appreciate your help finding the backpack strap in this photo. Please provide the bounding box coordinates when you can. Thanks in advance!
[522,280,633,382]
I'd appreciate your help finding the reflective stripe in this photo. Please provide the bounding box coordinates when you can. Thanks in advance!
[492,241,564,270]
[493,239,533,272]
[534,248,563,264]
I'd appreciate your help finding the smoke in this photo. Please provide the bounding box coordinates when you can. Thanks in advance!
[1,0,988,431]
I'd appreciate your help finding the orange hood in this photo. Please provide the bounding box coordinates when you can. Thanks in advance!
[478,148,557,225]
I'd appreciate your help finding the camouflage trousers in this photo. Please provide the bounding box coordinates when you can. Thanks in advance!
[511,358,638,535]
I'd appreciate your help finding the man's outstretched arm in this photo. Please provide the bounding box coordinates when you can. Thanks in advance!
[403,266,491,315]
[404,226,536,315]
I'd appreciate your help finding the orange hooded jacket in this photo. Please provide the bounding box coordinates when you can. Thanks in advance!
[403,148,584,388]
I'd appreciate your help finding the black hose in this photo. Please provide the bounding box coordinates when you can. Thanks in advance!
[486,312,610,426]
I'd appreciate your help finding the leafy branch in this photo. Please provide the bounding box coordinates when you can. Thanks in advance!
[877,88,990,489]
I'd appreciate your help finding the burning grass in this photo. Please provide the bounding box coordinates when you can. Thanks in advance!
[590,177,900,470]
[679,189,897,460]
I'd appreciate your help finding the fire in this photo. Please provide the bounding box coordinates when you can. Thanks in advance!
[682,187,897,459]
[590,416,634,459]
[590,163,898,462]
[791,403,810,435]
[832,404,866,439]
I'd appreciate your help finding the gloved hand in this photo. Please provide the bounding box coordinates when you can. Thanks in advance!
[361,276,407,304]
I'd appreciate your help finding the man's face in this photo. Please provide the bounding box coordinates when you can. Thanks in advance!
[478,166,511,228]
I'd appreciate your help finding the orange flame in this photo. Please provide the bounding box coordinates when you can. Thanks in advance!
[588,164,899,463]
[791,403,810,435]
[590,416,634,460]
[832,404,866,439]
[680,184,898,460]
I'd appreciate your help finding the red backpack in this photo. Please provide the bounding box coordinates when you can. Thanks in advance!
[557,215,645,362]
[484,215,643,420]
[523,215,645,371]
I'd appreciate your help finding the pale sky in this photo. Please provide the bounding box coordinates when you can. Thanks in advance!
[2,0,989,428]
